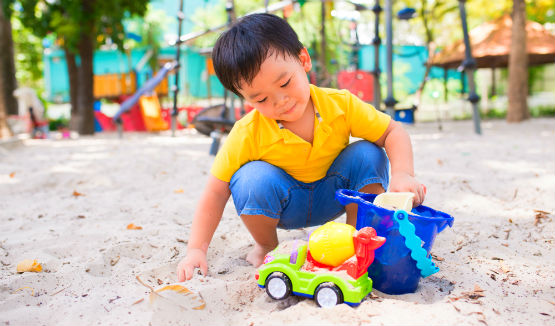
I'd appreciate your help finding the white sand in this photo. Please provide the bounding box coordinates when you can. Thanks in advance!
[1,118,554,325]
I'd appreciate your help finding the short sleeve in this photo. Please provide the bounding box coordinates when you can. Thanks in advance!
[210,124,254,182]
[345,92,391,141]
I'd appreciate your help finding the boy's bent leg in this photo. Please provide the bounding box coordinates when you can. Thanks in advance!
[230,161,311,229]
[230,161,311,264]
[317,140,390,227]
[240,214,279,267]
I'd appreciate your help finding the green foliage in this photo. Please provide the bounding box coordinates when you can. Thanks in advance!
[48,116,69,131]
[526,0,555,23]
[2,0,15,18]
[10,12,44,92]
[188,0,227,48]
[125,4,172,71]
[190,0,350,81]
[18,0,149,54]
[530,105,555,117]
[420,78,464,102]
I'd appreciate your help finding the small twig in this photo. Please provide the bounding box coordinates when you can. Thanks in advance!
[12,287,35,296]
[108,296,121,304]
[135,275,155,292]
[132,298,144,305]
[170,247,180,260]
[50,287,67,296]
[110,256,120,266]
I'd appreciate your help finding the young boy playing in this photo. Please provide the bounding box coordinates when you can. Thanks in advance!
[177,13,426,282]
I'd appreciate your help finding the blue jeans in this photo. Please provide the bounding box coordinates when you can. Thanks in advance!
[229,140,389,229]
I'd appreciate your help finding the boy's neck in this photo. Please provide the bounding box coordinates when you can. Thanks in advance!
[279,99,316,144]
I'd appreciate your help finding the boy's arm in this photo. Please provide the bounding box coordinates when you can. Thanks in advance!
[374,120,426,206]
[176,175,231,281]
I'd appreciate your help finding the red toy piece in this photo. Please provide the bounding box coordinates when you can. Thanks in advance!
[304,226,386,280]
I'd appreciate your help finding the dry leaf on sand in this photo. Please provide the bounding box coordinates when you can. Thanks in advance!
[16,259,43,273]
[149,284,206,310]
[126,223,143,230]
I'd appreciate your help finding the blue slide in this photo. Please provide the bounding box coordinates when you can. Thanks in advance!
[113,61,178,122]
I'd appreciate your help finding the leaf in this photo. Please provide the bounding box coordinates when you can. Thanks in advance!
[174,189,184,194]
[16,259,43,273]
[72,190,85,197]
[127,223,143,230]
[534,209,551,226]
[149,284,206,310]
[9,172,15,178]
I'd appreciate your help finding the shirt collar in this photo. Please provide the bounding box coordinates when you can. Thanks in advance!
[256,84,344,145]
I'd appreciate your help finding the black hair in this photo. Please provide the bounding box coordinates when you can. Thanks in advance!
[212,13,304,97]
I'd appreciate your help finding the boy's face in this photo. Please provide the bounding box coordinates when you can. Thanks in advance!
[238,48,312,122]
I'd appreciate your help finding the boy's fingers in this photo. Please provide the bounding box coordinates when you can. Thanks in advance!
[185,265,195,280]
[200,261,208,276]
[177,264,187,282]
[177,268,183,282]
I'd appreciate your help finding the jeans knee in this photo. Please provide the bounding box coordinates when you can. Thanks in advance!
[347,140,388,166]
[230,161,284,193]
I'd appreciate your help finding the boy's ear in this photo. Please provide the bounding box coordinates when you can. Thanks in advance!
[299,48,312,72]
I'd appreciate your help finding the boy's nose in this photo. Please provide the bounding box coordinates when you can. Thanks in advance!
[275,93,290,108]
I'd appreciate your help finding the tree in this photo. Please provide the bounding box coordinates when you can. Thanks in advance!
[403,0,457,106]
[20,0,149,135]
[0,1,17,138]
[507,0,529,122]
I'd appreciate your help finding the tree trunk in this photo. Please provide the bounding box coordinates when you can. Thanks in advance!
[75,32,96,135]
[0,3,18,118]
[507,0,529,122]
[64,47,80,132]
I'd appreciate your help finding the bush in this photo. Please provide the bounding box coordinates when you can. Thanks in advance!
[453,105,555,121]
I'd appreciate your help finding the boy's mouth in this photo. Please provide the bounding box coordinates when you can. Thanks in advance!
[280,103,296,116]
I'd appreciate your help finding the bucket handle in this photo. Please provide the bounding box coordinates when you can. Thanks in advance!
[394,210,439,278]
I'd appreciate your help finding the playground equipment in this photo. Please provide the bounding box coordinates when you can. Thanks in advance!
[168,0,299,154]
[335,189,454,294]
[190,47,242,155]
[12,87,49,139]
[112,61,178,136]
[93,71,137,99]
[256,222,385,307]
[139,94,169,132]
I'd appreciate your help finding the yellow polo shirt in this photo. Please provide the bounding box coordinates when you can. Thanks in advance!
[210,84,391,183]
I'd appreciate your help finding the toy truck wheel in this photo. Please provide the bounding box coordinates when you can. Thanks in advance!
[265,272,292,300]
[314,283,343,308]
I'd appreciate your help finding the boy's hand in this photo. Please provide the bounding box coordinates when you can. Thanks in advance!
[176,248,208,282]
[389,172,426,207]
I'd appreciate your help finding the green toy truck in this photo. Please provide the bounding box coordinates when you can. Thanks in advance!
[255,225,385,307]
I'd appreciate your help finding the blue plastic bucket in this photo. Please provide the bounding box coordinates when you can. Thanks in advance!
[336,189,454,294]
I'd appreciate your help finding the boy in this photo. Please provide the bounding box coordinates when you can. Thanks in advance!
[177,13,425,282]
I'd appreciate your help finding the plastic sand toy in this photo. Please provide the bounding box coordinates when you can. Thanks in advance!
[335,189,454,294]
[256,222,385,307]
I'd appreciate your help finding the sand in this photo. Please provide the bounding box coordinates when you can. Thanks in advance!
[1,117,554,325]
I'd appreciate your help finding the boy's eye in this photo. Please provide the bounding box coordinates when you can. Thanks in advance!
[280,78,291,88]
[257,97,267,103]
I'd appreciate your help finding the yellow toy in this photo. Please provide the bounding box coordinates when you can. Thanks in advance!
[308,222,356,267]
